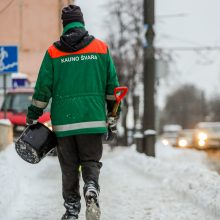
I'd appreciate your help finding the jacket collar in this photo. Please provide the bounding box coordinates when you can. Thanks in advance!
[63,22,85,34]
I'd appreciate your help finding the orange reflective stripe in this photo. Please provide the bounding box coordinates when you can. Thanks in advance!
[48,39,108,58]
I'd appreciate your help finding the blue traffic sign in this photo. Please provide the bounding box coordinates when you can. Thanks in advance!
[0,46,18,74]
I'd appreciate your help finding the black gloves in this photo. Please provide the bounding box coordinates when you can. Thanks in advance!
[106,115,119,141]
[26,117,38,126]
[27,105,44,124]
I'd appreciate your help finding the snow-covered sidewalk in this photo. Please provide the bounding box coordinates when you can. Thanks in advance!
[0,143,220,220]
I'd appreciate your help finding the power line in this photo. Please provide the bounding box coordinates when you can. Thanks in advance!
[156,46,220,51]
[0,0,15,14]
[156,13,187,19]
[158,33,205,47]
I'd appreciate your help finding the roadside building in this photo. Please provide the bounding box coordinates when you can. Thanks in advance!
[0,0,73,83]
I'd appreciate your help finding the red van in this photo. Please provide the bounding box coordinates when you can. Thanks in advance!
[0,88,51,130]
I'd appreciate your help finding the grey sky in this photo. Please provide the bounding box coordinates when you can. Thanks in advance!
[156,0,220,46]
[75,0,108,40]
[76,0,220,107]
[156,0,220,107]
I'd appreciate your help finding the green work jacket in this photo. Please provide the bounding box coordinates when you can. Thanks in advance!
[30,39,119,137]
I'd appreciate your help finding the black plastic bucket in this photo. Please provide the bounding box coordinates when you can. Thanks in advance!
[15,122,57,164]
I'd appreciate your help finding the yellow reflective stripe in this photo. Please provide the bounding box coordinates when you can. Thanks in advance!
[106,95,116,101]
[53,121,106,132]
[32,99,48,109]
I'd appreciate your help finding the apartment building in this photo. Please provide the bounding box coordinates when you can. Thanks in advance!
[0,0,73,82]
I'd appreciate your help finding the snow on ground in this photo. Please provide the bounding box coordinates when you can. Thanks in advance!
[0,119,12,126]
[128,143,220,218]
[0,142,220,219]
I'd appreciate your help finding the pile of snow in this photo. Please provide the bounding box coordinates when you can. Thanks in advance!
[0,119,12,126]
[125,143,220,217]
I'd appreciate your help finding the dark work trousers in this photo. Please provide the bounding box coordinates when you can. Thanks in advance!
[57,134,103,202]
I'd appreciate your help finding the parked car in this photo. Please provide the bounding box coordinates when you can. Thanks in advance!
[0,88,51,131]
[175,129,195,148]
[193,122,220,149]
[161,124,182,146]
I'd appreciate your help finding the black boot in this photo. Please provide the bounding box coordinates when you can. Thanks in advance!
[84,181,101,220]
[61,198,81,220]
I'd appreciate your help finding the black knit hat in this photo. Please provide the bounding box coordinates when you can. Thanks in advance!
[61,5,85,27]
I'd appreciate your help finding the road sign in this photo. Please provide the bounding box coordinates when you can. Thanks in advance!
[0,46,18,74]
[12,73,29,88]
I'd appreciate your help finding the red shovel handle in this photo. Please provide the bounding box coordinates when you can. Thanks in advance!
[114,87,128,104]
[112,86,128,116]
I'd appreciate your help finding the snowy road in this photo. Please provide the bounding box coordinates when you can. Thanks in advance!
[0,143,220,220]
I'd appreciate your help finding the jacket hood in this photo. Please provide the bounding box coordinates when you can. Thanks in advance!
[54,27,94,52]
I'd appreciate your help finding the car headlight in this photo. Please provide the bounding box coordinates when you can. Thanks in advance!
[198,140,206,147]
[178,139,187,147]
[198,132,208,140]
[162,139,169,146]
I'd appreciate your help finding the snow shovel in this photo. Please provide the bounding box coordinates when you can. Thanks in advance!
[106,86,128,141]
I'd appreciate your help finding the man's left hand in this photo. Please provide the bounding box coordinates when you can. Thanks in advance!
[26,117,38,126]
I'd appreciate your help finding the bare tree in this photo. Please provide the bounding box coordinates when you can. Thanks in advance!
[105,0,143,145]
[161,84,207,129]
[207,95,220,121]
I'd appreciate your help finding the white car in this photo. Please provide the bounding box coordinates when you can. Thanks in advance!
[176,129,195,148]
[194,122,220,149]
[161,124,182,147]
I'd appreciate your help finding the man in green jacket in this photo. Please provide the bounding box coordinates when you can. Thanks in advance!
[27,5,120,220]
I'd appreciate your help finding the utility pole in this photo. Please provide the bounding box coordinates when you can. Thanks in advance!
[143,0,156,156]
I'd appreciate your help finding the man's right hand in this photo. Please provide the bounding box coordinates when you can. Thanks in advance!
[106,115,119,141]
